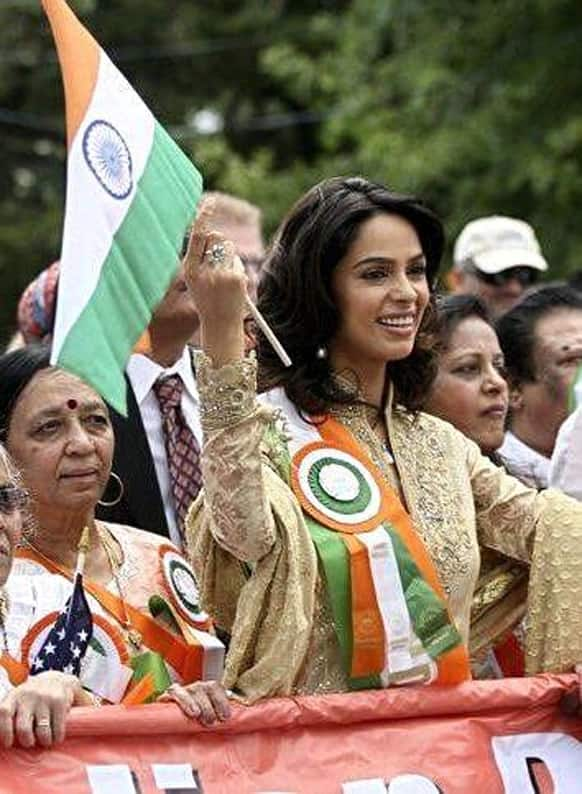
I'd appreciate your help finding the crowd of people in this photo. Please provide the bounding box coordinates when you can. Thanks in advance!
[1,179,582,749]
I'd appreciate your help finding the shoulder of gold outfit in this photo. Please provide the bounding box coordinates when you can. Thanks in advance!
[0,589,9,654]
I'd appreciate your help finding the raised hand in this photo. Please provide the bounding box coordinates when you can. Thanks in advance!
[184,208,248,366]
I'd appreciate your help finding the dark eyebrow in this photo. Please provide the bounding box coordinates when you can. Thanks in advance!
[82,401,108,413]
[354,253,426,269]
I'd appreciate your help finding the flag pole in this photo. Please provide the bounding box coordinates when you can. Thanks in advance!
[245,296,292,368]
[65,525,90,622]
[75,526,91,578]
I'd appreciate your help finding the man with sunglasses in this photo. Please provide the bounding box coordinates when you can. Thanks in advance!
[451,215,548,317]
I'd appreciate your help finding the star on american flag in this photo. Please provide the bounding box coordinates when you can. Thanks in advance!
[30,572,93,679]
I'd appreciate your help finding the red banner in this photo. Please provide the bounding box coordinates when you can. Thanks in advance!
[1,675,582,794]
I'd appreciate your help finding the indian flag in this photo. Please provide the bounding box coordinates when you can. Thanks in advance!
[43,0,202,414]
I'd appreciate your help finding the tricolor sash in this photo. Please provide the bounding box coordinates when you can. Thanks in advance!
[291,416,470,688]
[15,547,206,684]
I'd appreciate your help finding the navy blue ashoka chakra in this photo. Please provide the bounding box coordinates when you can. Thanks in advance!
[83,120,133,200]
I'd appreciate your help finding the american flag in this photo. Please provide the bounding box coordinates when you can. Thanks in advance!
[30,572,93,677]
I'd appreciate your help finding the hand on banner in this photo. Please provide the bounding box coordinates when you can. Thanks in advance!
[0,671,92,748]
[157,680,231,726]
[184,206,248,367]
[560,664,582,718]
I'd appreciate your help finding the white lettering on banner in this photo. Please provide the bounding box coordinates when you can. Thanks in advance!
[342,779,387,793]
[492,732,582,793]
[151,763,198,790]
[386,775,441,793]
[86,765,138,794]
[342,776,441,793]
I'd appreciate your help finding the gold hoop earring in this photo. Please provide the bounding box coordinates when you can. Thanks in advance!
[98,472,124,507]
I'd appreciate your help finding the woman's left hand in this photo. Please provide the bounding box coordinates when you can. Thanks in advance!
[157,680,231,726]
[0,671,92,748]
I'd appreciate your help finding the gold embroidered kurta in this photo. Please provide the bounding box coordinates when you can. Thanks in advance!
[186,354,582,703]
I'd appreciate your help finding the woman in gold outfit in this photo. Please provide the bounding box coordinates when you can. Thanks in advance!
[425,293,528,678]
[186,177,582,703]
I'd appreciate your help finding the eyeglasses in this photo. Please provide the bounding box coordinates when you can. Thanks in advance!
[0,484,27,515]
[470,266,541,288]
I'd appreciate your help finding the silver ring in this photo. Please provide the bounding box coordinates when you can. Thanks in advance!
[36,719,51,729]
[206,242,227,267]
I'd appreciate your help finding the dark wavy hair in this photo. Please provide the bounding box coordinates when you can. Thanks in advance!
[433,293,494,353]
[496,284,582,385]
[0,345,52,444]
[257,176,445,414]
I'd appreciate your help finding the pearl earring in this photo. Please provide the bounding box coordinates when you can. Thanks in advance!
[316,345,327,360]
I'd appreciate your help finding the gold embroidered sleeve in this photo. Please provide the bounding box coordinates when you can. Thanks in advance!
[466,435,582,559]
[194,352,277,562]
[463,435,582,672]
[466,437,538,562]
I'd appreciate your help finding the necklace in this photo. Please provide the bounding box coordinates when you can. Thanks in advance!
[26,528,143,653]
[95,524,143,651]
[0,589,9,654]
[363,402,383,430]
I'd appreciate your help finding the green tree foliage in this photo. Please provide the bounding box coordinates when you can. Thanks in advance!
[1,0,581,341]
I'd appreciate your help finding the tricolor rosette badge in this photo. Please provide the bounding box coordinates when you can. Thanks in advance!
[294,445,384,532]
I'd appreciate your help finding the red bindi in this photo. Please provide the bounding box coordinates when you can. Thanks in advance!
[66,399,78,410]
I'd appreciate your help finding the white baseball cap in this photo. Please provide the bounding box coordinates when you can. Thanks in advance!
[453,215,548,275]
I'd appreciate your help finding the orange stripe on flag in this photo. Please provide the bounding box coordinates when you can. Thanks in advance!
[42,0,100,147]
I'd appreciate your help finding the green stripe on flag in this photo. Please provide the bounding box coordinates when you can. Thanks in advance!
[56,122,202,415]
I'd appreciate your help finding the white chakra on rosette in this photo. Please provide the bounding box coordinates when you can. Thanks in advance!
[83,119,133,199]
[160,547,209,624]
[297,447,382,526]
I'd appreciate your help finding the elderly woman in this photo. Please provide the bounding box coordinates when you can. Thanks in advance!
[185,177,582,703]
[0,443,94,747]
[424,294,527,677]
[0,345,229,728]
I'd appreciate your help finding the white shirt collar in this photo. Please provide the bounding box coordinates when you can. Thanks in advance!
[126,347,198,406]
[499,430,550,487]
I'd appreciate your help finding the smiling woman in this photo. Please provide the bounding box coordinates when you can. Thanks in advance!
[0,346,230,738]
[183,176,582,703]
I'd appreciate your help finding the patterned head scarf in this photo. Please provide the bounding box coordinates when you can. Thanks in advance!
[17,261,60,344]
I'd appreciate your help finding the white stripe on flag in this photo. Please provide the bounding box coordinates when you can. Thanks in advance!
[52,51,155,358]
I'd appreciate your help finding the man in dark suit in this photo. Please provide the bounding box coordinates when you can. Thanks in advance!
[96,258,201,541]
[96,192,265,545]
